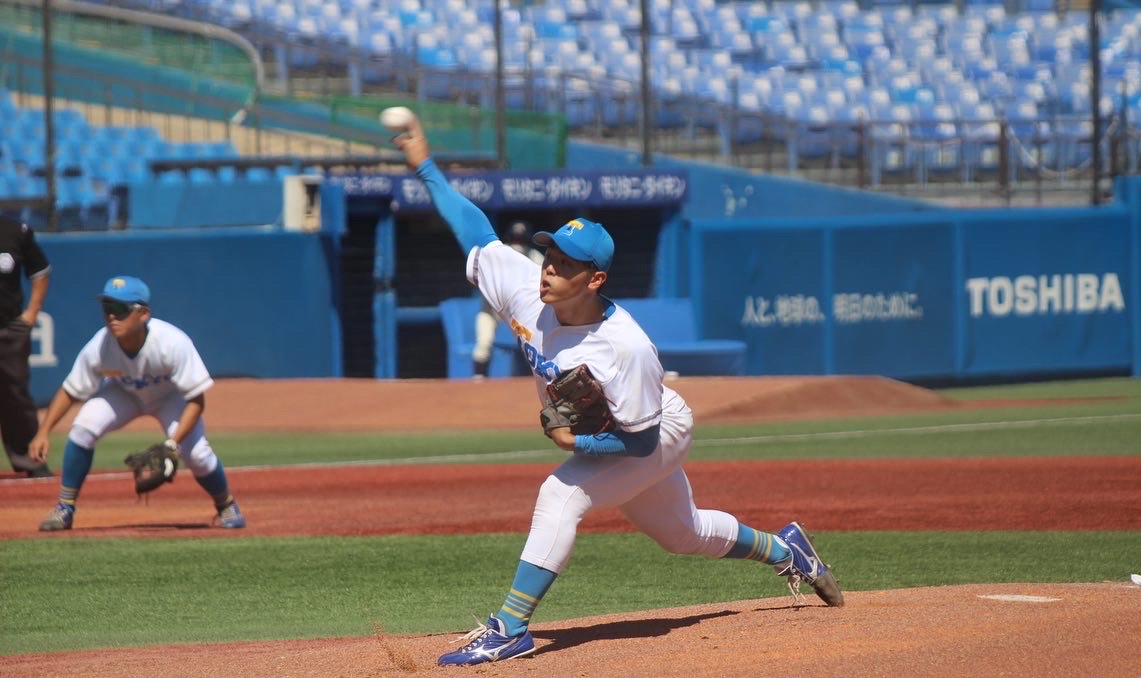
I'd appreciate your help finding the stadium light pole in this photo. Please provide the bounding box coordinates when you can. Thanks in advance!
[42,0,57,230]
[493,0,506,169]
[639,0,653,166]
[1090,0,1102,205]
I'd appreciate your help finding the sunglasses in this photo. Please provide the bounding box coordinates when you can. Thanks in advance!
[101,301,144,320]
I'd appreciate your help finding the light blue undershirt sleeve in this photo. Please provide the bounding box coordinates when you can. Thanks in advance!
[415,157,497,253]
[574,424,660,458]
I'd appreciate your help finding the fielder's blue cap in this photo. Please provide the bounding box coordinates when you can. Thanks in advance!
[99,276,150,305]
[532,218,614,272]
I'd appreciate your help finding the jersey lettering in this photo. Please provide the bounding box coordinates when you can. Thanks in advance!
[116,374,173,390]
[518,337,559,382]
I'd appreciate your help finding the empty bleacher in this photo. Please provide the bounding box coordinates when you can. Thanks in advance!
[104,0,1139,196]
[4,0,1140,215]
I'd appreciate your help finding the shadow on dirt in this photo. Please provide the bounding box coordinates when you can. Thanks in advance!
[531,609,741,652]
[109,523,211,530]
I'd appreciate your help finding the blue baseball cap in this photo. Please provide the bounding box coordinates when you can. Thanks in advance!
[532,218,614,272]
[99,276,150,305]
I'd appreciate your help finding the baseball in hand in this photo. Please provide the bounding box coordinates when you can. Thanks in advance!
[380,106,416,132]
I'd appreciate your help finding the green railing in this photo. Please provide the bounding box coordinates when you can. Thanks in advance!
[328,97,568,169]
[0,0,257,91]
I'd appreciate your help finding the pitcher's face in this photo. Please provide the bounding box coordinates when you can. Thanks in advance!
[538,245,605,304]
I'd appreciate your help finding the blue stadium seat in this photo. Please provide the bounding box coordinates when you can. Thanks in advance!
[868,103,915,185]
[153,0,1141,171]
[959,101,1002,182]
[913,102,961,184]
[614,298,745,376]
[438,296,520,379]
[0,88,15,120]
[245,166,274,182]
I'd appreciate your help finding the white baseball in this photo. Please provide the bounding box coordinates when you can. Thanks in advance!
[380,106,415,132]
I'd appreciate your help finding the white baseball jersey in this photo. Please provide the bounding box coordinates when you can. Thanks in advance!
[63,318,214,408]
[468,240,690,432]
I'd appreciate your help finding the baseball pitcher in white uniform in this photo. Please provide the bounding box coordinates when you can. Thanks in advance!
[31,276,245,531]
[389,110,842,666]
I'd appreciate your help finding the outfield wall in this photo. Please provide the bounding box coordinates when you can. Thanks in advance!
[29,227,340,405]
[25,172,1140,405]
[690,203,1134,381]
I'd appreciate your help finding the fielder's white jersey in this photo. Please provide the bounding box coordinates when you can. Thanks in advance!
[468,240,690,433]
[62,318,215,408]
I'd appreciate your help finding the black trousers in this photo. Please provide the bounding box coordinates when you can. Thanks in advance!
[0,318,41,472]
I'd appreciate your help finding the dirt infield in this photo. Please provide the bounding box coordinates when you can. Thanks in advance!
[62,375,963,432]
[5,584,1139,677]
[3,376,1139,676]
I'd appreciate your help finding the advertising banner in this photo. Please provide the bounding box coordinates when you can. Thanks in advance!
[327,168,688,210]
[960,214,1131,375]
[694,224,826,375]
[693,208,1133,380]
[831,223,956,378]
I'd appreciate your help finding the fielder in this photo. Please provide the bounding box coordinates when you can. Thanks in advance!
[31,275,245,531]
[389,111,843,667]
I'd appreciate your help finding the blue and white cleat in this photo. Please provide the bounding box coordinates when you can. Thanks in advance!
[39,503,75,531]
[215,501,246,529]
[438,615,536,666]
[774,521,844,607]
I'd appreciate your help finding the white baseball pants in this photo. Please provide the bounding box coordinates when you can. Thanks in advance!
[68,386,221,476]
[520,408,740,573]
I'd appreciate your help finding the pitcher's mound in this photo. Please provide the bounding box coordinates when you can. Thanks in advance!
[6,583,1136,677]
[67,376,956,432]
[669,375,956,424]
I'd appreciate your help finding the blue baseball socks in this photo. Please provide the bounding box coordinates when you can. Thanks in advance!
[496,561,558,637]
[194,460,236,512]
[724,522,792,564]
[53,439,95,515]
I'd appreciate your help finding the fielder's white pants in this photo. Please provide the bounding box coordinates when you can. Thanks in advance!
[520,407,740,573]
[472,309,497,364]
[68,386,220,476]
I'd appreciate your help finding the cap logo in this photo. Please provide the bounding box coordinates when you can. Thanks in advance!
[111,278,127,289]
[565,220,585,231]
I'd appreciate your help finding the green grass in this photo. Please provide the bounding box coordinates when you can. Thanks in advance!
[2,531,1138,655]
[937,376,1141,400]
[47,377,1141,471]
[7,376,1138,656]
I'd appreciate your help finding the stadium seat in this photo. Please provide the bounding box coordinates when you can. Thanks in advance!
[959,101,1002,182]
[913,102,961,184]
[868,103,914,185]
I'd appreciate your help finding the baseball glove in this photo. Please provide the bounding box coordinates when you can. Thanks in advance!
[539,364,616,437]
[124,440,180,496]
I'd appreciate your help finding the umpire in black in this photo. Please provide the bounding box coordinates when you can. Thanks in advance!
[0,216,52,478]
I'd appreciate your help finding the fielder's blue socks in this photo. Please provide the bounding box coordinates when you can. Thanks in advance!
[194,461,234,510]
[724,523,791,565]
[497,561,557,636]
[57,440,95,509]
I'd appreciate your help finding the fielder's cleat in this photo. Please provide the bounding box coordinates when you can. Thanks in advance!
[437,615,536,666]
[39,503,74,532]
[214,501,246,529]
[774,521,844,607]
[26,464,54,479]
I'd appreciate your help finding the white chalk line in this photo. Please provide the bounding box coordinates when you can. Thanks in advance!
[695,413,1141,447]
[977,594,1061,603]
[3,413,1137,486]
